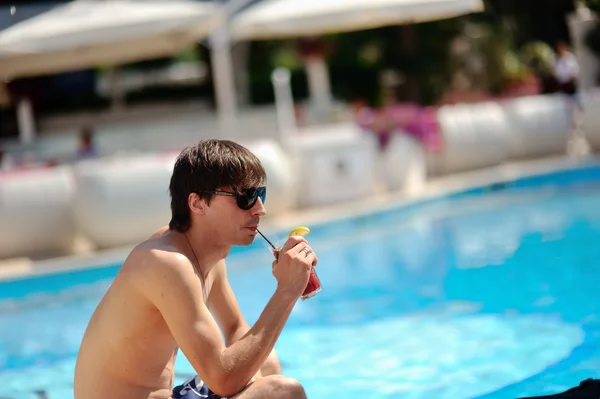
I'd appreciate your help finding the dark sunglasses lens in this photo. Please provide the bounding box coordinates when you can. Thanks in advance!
[237,187,266,210]
[258,187,266,204]
[237,191,256,210]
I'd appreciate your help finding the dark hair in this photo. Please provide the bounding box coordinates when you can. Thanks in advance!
[168,139,267,232]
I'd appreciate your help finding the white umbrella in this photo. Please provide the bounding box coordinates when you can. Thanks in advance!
[0,0,225,79]
[231,0,484,41]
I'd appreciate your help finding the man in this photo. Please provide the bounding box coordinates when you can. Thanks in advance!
[74,139,317,399]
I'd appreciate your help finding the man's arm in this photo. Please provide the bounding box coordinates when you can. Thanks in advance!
[208,261,282,376]
[135,246,304,397]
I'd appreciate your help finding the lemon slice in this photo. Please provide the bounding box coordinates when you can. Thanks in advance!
[288,226,310,237]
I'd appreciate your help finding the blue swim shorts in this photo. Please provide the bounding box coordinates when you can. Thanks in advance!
[172,375,227,399]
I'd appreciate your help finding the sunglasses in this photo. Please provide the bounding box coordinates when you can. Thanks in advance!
[201,186,267,210]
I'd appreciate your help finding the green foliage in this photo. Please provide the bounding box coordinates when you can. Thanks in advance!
[174,48,202,63]
[271,45,303,70]
[468,21,527,92]
[245,19,464,106]
[520,41,556,76]
[245,0,583,106]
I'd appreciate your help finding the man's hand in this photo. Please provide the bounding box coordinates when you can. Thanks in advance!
[272,236,318,299]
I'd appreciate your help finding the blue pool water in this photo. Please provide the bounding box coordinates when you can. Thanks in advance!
[1,164,600,399]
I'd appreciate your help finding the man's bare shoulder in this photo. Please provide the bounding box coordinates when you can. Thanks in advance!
[149,225,170,240]
[120,236,207,320]
[121,235,198,294]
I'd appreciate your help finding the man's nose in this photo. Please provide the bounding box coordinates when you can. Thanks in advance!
[251,197,267,216]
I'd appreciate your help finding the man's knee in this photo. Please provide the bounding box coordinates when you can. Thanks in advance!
[263,375,306,399]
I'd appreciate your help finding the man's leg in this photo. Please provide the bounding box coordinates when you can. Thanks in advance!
[230,375,306,399]
[259,349,282,376]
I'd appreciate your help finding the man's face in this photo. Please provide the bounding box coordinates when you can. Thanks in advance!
[204,186,267,246]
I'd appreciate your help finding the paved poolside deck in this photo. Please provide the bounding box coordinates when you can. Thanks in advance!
[0,153,598,282]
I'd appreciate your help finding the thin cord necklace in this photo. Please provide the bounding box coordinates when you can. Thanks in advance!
[184,232,208,303]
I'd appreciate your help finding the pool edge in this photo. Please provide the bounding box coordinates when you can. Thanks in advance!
[1,154,599,282]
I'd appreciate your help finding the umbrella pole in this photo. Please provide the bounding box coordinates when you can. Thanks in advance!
[271,67,297,150]
[209,25,238,138]
[305,56,333,116]
[17,98,36,144]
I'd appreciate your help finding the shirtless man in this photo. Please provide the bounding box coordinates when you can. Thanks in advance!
[74,139,317,399]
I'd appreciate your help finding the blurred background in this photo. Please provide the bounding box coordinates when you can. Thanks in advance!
[1,0,600,398]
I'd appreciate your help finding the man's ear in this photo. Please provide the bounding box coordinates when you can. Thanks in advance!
[188,193,207,216]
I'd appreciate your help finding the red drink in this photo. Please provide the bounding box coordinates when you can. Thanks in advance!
[301,267,322,300]
[265,225,322,301]
[272,248,323,300]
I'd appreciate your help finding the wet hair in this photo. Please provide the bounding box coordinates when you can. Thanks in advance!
[168,139,266,232]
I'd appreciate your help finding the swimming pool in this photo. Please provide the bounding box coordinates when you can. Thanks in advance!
[1,163,600,399]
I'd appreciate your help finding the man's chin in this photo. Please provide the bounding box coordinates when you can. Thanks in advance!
[236,236,257,247]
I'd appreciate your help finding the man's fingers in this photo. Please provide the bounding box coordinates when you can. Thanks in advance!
[294,244,313,256]
[291,243,315,258]
[304,252,317,266]
[280,236,307,253]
